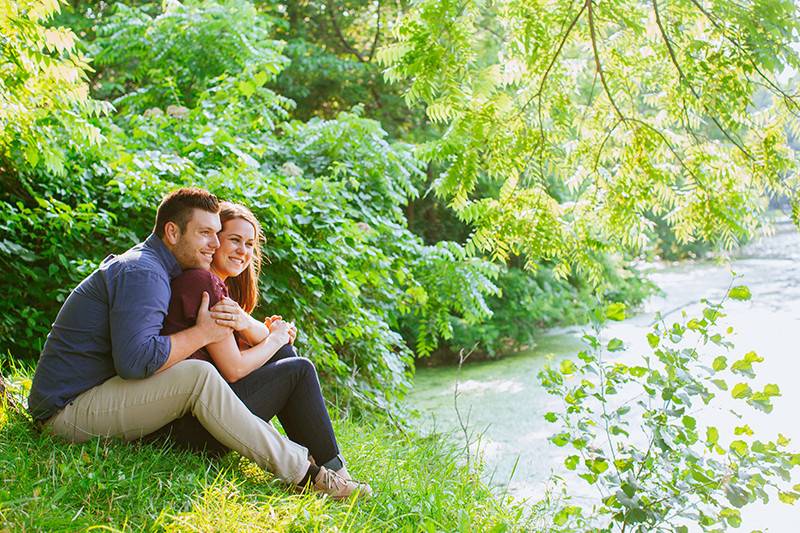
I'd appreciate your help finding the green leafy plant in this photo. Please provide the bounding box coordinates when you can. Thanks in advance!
[539,286,799,531]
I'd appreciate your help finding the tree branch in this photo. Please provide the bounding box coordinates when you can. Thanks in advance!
[587,0,624,120]
[653,0,754,160]
[367,0,382,63]
[685,0,800,115]
[520,0,586,114]
[326,0,367,63]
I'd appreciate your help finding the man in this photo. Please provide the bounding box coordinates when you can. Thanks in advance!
[28,188,365,499]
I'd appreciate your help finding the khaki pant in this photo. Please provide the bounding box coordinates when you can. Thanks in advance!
[45,359,310,484]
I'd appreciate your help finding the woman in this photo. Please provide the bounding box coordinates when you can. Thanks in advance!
[159,202,370,499]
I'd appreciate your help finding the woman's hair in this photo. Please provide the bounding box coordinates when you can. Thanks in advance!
[219,202,264,313]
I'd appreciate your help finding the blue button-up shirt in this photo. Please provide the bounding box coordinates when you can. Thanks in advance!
[28,234,182,420]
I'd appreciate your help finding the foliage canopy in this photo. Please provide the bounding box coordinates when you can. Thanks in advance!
[381,0,800,283]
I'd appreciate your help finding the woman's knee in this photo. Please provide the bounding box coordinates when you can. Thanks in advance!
[271,343,298,362]
[292,357,318,383]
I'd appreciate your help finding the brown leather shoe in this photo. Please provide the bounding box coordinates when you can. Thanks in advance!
[314,466,372,500]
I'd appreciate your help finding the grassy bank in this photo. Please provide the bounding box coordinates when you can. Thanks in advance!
[0,369,535,531]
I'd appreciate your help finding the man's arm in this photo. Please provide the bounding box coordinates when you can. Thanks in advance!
[108,269,230,379]
[108,268,174,379]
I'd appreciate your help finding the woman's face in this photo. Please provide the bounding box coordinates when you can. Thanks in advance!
[212,217,256,279]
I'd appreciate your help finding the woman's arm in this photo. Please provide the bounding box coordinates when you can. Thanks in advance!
[206,321,292,382]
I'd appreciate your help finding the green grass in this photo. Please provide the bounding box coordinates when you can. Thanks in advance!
[0,370,535,531]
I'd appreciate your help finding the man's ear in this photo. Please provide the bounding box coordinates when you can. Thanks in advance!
[163,221,181,246]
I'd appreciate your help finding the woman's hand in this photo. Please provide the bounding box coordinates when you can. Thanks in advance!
[265,314,297,344]
[210,297,250,332]
[268,319,292,346]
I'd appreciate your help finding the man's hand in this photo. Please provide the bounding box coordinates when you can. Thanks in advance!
[210,297,249,331]
[197,292,232,344]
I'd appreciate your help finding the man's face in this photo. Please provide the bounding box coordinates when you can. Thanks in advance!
[170,209,222,270]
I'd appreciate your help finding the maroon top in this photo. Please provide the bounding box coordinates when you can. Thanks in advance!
[161,269,230,362]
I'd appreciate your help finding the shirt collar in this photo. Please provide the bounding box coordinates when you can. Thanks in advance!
[144,234,183,280]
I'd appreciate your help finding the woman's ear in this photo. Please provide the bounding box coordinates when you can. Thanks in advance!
[163,221,181,245]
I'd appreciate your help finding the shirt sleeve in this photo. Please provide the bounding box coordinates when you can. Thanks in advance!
[108,267,172,379]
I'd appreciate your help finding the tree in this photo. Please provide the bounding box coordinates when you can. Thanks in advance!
[0,0,110,187]
[380,0,800,285]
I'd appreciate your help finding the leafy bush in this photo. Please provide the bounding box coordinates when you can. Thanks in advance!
[539,289,800,530]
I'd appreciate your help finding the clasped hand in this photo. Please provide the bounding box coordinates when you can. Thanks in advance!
[206,297,297,345]
[265,315,297,345]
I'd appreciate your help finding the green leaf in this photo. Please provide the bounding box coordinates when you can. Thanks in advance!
[550,433,570,447]
[607,338,624,352]
[730,440,748,457]
[778,491,800,504]
[238,80,256,97]
[731,383,752,399]
[712,356,727,371]
[682,416,697,430]
[628,366,648,378]
[646,332,659,348]
[711,379,728,391]
[719,507,742,527]
[686,318,703,331]
[559,359,576,375]
[728,285,751,301]
[253,71,268,87]
[564,455,579,470]
[586,458,609,474]
[707,427,719,446]
[544,412,558,423]
[605,303,626,321]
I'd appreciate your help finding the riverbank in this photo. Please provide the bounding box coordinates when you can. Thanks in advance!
[0,370,534,531]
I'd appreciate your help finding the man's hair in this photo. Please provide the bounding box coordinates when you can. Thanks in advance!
[154,188,220,238]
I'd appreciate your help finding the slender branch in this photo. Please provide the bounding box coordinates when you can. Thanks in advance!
[367,0,382,63]
[453,346,478,465]
[685,0,800,114]
[326,0,367,63]
[587,0,624,120]
[596,326,622,480]
[653,0,754,160]
[592,118,623,171]
[520,0,586,114]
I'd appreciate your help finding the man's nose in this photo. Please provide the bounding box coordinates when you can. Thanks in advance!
[210,234,220,249]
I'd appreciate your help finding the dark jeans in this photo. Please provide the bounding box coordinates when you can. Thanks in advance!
[150,344,342,470]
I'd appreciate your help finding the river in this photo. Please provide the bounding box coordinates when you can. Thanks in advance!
[407,219,800,531]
